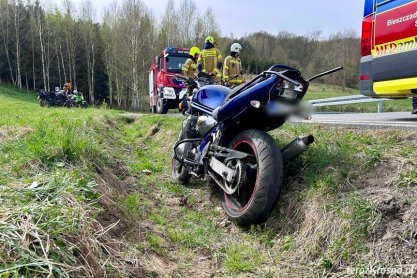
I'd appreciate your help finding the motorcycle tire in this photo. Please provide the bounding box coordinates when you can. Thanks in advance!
[39,99,48,107]
[64,100,74,108]
[220,129,283,226]
[171,130,192,185]
[156,96,168,114]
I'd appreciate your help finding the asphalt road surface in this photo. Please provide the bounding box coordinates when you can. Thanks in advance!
[124,111,417,130]
[290,112,417,130]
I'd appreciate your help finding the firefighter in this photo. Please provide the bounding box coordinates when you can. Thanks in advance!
[223,43,244,87]
[197,36,223,84]
[182,46,200,79]
[179,47,200,114]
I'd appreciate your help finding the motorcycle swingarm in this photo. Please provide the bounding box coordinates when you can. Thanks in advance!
[207,146,252,184]
[210,145,252,163]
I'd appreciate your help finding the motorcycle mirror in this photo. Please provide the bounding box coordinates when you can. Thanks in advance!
[307,66,343,82]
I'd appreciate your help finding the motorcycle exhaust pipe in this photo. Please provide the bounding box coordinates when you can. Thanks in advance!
[281,135,315,162]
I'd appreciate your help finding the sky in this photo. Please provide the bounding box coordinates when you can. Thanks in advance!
[73,0,364,39]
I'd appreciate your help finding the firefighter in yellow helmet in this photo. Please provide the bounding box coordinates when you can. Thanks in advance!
[223,43,244,87]
[197,36,223,84]
[182,46,200,78]
[179,47,200,113]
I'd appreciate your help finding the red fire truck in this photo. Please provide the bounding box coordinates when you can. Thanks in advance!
[149,48,190,114]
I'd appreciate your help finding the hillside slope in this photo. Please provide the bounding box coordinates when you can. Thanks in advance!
[0,86,416,277]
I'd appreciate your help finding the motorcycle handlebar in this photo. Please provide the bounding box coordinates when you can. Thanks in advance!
[307,66,343,82]
[174,74,188,81]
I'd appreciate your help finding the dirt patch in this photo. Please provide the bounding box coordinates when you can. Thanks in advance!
[105,118,117,128]
[0,126,32,142]
[147,123,161,138]
[355,164,394,190]
[360,183,417,267]
[117,113,143,124]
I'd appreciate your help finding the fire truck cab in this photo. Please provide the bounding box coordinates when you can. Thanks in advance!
[149,47,190,114]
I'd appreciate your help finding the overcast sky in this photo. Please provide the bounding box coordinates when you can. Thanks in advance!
[73,0,364,38]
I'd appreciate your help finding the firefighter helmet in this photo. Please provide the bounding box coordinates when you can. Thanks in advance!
[205,36,216,45]
[189,46,200,57]
[230,43,242,53]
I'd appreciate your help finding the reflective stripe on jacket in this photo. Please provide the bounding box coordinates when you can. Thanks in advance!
[223,56,244,84]
[182,58,197,78]
[197,47,222,75]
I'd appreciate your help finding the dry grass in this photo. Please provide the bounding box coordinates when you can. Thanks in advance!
[2,85,417,277]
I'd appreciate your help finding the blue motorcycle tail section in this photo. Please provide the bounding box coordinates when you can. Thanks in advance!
[214,75,277,122]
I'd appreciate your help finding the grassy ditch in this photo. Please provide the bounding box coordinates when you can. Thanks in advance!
[1,85,417,277]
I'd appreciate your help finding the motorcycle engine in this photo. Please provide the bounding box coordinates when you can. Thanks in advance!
[196,116,217,136]
[178,116,200,162]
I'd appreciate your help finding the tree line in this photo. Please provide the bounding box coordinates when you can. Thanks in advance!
[0,0,360,111]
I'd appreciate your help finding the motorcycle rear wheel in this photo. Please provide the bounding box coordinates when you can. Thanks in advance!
[64,100,74,108]
[220,129,283,226]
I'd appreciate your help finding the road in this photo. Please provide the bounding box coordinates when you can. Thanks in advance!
[123,111,417,130]
[290,112,417,130]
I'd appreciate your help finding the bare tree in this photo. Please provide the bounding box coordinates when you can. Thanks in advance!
[80,0,96,103]
[0,0,16,84]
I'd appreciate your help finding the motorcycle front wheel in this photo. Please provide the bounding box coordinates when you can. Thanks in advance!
[220,129,283,226]
[171,130,191,185]
[39,99,48,107]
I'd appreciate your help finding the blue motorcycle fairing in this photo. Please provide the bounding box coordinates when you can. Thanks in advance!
[199,124,220,153]
[191,85,231,113]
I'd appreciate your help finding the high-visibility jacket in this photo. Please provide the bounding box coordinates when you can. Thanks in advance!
[197,47,223,78]
[223,55,244,84]
[182,58,197,78]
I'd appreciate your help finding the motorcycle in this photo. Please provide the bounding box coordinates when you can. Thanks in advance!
[68,91,88,108]
[171,64,342,226]
[37,89,87,108]
[37,89,50,107]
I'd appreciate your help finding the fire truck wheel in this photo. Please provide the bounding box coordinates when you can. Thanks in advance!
[156,96,168,114]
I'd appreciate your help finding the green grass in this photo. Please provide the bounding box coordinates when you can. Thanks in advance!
[1,84,417,277]
[0,85,128,277]
[223,243,264,273]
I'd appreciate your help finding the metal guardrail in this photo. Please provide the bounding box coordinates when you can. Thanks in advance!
[308,95,394,113]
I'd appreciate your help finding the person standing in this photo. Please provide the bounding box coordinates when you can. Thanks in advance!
[412,97,417,114]
[179,46,200,113]
[223,43,244,87]
[182,46,200,78]
[197,36,223,84]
